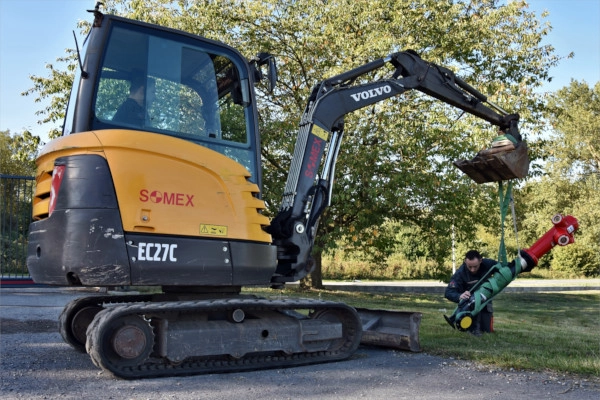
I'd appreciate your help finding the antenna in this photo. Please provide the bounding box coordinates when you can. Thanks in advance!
[73,31,88,79]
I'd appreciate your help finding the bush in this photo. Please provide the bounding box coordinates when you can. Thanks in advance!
[322,248,451,281]
[551,242,600,277]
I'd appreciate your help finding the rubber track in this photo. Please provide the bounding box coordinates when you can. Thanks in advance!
[59,294,155,352]
[86,298,362,379]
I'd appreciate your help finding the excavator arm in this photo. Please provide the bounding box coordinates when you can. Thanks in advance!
[312,51,520,134]
[268,50,528,284]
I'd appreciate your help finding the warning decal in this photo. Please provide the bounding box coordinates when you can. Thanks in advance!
[199,224,228,236]
[311,125,329,141]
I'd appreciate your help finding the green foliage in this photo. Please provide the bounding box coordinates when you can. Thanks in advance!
[543,82,600,276]
[394,223,433,262]
[322,246,444,281]
[552,242,599,277]
[21,50,78,140]
[0,197,32,276]
[0,130,39,176]
[1,130,38,276]
[545,81,600,176]
[21,17,92,141]
[514,81,600,277]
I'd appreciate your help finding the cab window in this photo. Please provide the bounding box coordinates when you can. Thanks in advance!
[92,25,255,177]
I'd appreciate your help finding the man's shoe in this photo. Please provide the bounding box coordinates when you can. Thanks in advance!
[469,329,482,337]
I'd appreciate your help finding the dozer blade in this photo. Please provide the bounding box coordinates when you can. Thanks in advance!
[454,141,529,184]
[356,308,422,352]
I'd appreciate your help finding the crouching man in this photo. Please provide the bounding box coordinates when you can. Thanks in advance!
[445,250,496,336]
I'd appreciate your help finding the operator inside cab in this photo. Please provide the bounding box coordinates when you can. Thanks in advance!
[113,73,156,127]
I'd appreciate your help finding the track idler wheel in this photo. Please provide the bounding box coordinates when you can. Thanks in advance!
[71,306,104,348]
[59,298,103,352]
[87,313,155,373]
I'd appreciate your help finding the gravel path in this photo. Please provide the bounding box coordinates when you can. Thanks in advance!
[1,288,598,399]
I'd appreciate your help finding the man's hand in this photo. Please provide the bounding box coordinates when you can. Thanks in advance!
[459,291,471,301]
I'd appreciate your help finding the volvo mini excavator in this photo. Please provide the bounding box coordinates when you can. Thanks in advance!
[27,5,529,378]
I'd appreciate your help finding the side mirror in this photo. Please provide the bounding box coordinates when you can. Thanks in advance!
[266,55,277,93]
[252,52,277,93]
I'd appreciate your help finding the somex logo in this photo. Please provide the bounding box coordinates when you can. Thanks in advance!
[139,189,194,207]
[350,85,392,102]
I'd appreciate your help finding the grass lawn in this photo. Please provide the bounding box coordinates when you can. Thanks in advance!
[244,287,600,378]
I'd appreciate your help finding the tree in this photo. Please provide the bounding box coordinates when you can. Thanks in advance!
[27,0,561,286]
[517,81,600,276]
[1,130,39,275]
[545,81,600,176]
[0,129,39,176]
[21,19,88,141]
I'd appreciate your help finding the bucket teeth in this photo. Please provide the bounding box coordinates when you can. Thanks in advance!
[454,141,529,184]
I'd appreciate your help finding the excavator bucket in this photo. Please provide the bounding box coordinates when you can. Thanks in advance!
[454,141,529,184]
[356,308,422,352]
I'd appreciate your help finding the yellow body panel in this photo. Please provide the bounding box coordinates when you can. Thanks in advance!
[33,133,105,219]
[33,130,271,243]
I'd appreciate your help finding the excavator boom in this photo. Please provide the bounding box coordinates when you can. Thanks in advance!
[269,50,529,284]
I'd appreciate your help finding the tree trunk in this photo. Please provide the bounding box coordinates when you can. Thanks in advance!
[298,249,324,289]
[310,250,324,289]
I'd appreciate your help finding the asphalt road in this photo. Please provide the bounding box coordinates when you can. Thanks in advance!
[1,286,599,399]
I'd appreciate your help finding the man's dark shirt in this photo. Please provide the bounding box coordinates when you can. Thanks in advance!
[113,98,146,126]
[445,258,498,303]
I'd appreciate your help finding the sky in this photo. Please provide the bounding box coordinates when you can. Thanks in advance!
[0,0,599,144]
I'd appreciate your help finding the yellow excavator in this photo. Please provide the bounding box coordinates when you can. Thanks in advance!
[26,5,529,378]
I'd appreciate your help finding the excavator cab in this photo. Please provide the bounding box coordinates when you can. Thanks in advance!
[66,15,264,181]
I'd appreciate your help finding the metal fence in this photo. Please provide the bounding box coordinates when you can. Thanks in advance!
[0,174,35,278]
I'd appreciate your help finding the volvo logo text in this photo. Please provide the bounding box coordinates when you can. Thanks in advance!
[350,85,392,102]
